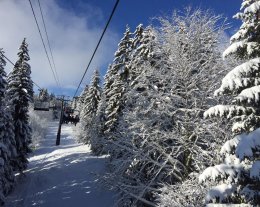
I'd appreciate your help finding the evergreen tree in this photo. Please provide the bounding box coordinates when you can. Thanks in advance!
[75,84,89,142]
[103,26,133,134]
[6,38,34,171]
[80,70,101,144]
[71,96,79,111]
[104,73,125,134]
[129,25,157,81]
[0,49,16,205]
[200,1,260,205]
[82,70,101,119]
[95,25,156,153]
[78,84,89,114]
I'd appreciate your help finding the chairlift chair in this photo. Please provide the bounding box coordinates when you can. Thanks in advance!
[34,101,50,111]
[64,106,74,114]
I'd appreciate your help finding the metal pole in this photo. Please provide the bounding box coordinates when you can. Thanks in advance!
[56,96,64,146]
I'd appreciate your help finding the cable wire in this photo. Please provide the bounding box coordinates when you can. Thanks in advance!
[1,52,42,90]
[37,0,61,87]
[28,0,60,89]
[73,0,120,97]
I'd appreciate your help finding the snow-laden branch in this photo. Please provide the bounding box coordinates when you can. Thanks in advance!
[199,164,243,183]
[206,183,236,203]
[204,105,255,119]
[244,1,260,13]
[223,41,259,58]
[235,128,260,160]
[214,58,260,96]
[236,85,260,103]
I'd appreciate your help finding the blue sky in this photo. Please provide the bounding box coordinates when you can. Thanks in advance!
[57,0,241,35]
[0,0,243,97]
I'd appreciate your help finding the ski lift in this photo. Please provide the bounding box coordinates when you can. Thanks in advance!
[62,108,80,125]
[34,100,50,111]
[64,106,74,114]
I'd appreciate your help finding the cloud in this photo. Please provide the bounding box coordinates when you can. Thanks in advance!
[0,0,119,95]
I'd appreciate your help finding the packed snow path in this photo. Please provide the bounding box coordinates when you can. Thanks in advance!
[5,121,115,207]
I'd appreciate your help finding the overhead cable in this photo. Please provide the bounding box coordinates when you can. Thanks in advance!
[28,0,60,89]
[1,52,42,90]
[73,0,120,97]
[37,0,61,87]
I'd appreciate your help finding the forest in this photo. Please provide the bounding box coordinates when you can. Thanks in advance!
[0,0,260,206]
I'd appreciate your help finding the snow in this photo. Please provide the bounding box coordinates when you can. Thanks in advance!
[0,157,4,166]
[206,183,235,203]
[221,128,260,161]
[235,128,260,160]
[204,105,254,119]
[214,58,260,95]
[223,40,245,57]
[244,1,260,14]
[241,0,253,10]
[207,204,252,207]
[250,160,260,180]
[199,164,242,183]
[220,136,241,155]
[230,22,246,42]
[4,121,115,207]
[236,85,260,103]
[232,121,247,133]
[22,88,28,94]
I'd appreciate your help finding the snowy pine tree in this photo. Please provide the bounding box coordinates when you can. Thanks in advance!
[82,70,101,120]
[103,26,133,134]
[0,49,16,205]
[74,84,89,142]
[95,25,157,155]
[78,84,89,115]
[200,1,260,205]
[129,24,157,82]
[6,38,34,171]
[80,70,101,144]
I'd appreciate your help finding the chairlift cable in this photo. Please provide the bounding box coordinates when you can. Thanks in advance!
[73,0,120,98]
[1,52,42,90]
[37,0,61,87]
[28,0,60,90]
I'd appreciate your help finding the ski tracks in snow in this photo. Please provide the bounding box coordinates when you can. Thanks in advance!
[5,121,115,207]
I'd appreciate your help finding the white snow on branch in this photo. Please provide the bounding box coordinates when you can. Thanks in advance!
[207,204,252,207]
[223,40,245,57]
[223,40,259,58]
[205,184,236,203]
[232,121,247,133]
[230,22,247,42]
[220,136,241,155]
[223,154,241,165]
[204,105,254,119]
[199,164,242,183]
[22,88,28,94]
[235,128,260,160]
[250,160,260,180]
[241,0,253,10]
[236,85,260,103]
[244,1,260,14]
[215,58,260,95]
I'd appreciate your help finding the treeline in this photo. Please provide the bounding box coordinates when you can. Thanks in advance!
[0,39,33,205]
[77,4,260,207]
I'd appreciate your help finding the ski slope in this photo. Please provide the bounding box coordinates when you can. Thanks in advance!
[4,121,115,207]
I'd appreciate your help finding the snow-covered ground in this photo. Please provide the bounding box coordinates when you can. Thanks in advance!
[4,121,115,207]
